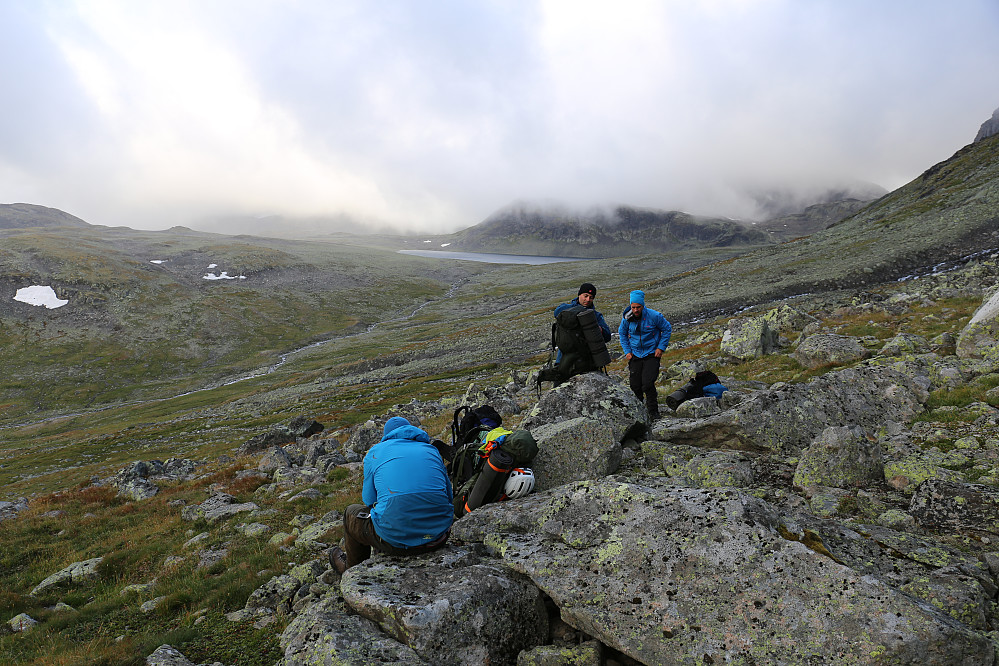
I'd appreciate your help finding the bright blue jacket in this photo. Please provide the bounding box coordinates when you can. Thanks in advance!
[363,418,453,548]
[618,306,672,358]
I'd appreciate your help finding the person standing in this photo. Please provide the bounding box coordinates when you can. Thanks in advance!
[330,416,453,573]
[618,289,672,420]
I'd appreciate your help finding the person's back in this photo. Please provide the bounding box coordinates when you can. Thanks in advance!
[364,419,453,548]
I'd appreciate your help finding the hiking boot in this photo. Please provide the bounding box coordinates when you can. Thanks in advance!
[329,545,348,575]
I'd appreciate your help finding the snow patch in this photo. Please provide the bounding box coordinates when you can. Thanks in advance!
[440,243,451,247]
[14,285,68,309]
[203,272,247,281]
[150,260,167,264]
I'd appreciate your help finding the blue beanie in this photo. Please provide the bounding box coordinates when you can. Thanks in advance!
[383,416,410,435]
[629,290,645,306]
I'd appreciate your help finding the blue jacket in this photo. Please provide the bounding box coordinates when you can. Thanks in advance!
[618,306,672,358]
[363,419,453,548]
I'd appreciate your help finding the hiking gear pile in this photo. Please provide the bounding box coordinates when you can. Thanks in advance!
[665,370,728,410]
[445,405,539,517]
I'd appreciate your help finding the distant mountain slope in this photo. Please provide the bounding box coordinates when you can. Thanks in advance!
[645,132,999,321]
[446,204,772,257]
[759,198,877,241]
[0,203,90,229]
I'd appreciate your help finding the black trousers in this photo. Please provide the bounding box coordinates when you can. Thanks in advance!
[628,355,661,416]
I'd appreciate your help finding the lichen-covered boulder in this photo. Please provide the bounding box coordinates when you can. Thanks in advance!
[792,425,884,489]
[674,449,755,488]
[452,480,993,665]
[957,289,999,360]
[258,447,293,473]
[529,418,621,492]
[909,479,999,534]
[720,316,779,360]
[521,372,647,443]
[792,334,872,369]
[30,557,104,596]
[760,304,819,334]
[181,493,259,524]
[654,365,928,456]
[880,333,931,357]
[278,595,428,665]
[339,547,549,666]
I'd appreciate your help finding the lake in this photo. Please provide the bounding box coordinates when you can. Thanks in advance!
[398,250,588,265]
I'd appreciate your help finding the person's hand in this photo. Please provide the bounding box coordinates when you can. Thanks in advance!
[624,353,633,361]
[654,349,663,358]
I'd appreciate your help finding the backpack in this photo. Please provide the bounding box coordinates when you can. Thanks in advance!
[451,425,539,518]
[538,305,611,387]
[447,405,503,490]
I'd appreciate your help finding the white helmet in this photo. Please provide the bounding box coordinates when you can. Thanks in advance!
[503,468,536,500]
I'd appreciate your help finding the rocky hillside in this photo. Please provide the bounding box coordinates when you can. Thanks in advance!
[4,253,999,665]
[442,204,772,257]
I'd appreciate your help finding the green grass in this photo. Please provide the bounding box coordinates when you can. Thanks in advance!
[0,461,364,665]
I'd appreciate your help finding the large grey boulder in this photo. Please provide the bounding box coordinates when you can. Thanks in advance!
[957,289,999,361]
[653,364,927,455]
[792,425,884,489]
[529,417,621,492]
[452,480,994,665]
[339,547,549,666]
[521,372,647,443]
[793,333,871,368]
[909,479,999,534]
[31,557,104,596]
[0,497,29,522]
[720,316,779,360]
[278,595,428,665]
[880,333,931,357]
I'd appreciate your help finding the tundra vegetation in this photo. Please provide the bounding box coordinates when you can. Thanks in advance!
[1,133,999,664]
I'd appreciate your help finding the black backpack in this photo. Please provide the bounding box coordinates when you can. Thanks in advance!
[447,405,502,489]
[538,305,611,387]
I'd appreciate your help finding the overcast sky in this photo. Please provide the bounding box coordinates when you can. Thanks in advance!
[2,1,998,233]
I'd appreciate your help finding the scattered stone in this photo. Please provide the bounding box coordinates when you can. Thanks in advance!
[8,613,37,633]
[287,488,322,502]
[31,557,104,596]
[141,596,169,613]
[0,497,29,522]
[234,522,272,537]
[721,315,779,360]
[259,447,293,472]
[181,493,259,524]
[957,288,999,361]
[792,333,872,368]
